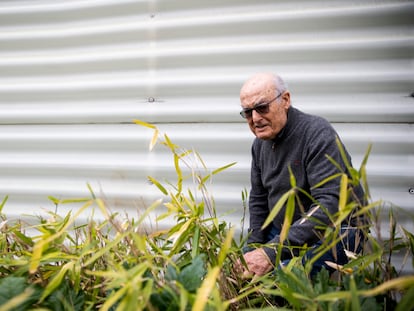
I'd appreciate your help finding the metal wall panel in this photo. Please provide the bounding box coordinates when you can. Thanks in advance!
[0,0,413,271]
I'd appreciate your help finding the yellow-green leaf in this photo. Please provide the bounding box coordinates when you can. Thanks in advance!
[262,190,292,230]
[338,174,348,211]
[193,266,220,311]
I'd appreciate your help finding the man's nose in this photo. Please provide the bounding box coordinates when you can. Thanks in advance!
[251,110,262,121]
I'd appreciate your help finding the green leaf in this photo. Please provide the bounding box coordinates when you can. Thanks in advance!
[44,280,85,311]
[178,255,206,293]
[0,277,40,311]
[350,275,362,311]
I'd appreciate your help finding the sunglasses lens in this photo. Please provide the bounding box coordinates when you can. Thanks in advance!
[240,103,270,118]
[255,105,269,114]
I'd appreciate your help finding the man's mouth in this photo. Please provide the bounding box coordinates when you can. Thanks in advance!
[255,124,267,130]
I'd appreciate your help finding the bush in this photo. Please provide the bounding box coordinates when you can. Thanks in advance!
[0,121,413,310]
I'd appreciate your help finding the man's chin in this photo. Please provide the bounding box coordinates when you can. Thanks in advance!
[255,132,272,140]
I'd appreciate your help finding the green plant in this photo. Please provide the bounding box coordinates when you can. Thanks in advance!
[0,122,413,310]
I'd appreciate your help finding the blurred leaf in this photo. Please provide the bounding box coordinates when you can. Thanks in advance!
[44,280,85,311]
[350,275,362,311]
[360,275,414,297]
[0,195,8,213]
[396,285,414,311]
[193,266,220,311]
[0,277,40,311]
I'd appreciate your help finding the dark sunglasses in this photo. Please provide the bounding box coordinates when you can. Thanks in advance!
[240,92,283,119]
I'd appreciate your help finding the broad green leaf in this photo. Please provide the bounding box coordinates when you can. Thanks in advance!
[178,255,206,293]
[0,277,39,311]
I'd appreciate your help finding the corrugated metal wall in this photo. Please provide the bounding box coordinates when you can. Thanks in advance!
[0,0,413,255]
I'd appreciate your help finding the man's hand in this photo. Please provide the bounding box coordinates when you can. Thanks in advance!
[239,248,274,277]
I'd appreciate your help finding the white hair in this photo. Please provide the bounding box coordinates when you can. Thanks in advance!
[273,74,288,93]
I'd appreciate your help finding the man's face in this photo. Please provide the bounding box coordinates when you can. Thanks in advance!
[240,78,290,140]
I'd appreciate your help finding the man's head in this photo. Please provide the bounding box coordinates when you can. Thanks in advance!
[240,72,291,140]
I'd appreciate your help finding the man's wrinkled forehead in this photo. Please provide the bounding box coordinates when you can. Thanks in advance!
[242,73,276,93]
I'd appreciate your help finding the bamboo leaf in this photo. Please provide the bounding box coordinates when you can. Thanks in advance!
[262,190,292,230]
[134,119,159,150]
[316,290,351,301]
[192,225,201,259]
[214,161,237,177]
[133,119,157,130]
[193,266,220,311]
[350,275,362,311]
[40,261,75,301]
[280,192,295,243]
[338,174,348,211]
[395,285,414,311]
[202,162,237,184]
[0,195,9,213]
[359,275,414,297]
[174,153,183,193]
[218,228,234,266]
[335,137,351,169]
[86,182,96,199]
[148,176,168,195]
[149,128,159,151]
[311,173,342,190]
[29,240,45,274]
[288,165,296,187]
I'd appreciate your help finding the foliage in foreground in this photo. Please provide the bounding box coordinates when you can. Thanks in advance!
[0,121,413,311]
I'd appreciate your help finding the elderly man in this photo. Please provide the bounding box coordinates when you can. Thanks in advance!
[239,72,366,277]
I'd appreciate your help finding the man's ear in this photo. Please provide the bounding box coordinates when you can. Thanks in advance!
[282,91,291,109]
